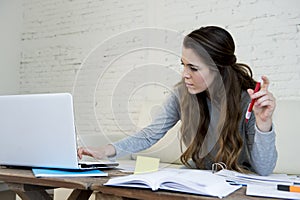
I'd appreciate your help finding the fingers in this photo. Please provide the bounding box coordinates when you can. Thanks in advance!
[77,146,108,160]
[77,147,93,160]
[250,89,267,100]
[255,92,275,108]
[77,147,85,159]
[248,89,275,110]
[77,145,115,160]
[247,75,276,111]
[248,76,270,100]
[260,75,270,91]
[247,88,254,96]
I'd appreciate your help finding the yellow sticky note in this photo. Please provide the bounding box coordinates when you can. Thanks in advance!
[134,156,160,174]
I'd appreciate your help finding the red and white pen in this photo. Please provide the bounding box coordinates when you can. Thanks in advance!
[245,79,262,123]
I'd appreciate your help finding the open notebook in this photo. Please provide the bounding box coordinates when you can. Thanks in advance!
[0,93,118,170]
[105,168,241,198]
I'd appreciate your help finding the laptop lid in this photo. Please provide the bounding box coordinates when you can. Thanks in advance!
[0,93,80,169]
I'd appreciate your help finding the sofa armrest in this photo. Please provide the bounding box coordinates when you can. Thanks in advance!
[273,100,300,174]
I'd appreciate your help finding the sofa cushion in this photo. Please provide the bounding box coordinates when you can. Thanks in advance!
[273,100,300,174]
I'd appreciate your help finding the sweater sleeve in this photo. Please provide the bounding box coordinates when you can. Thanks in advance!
[241,91,278,176]
[111,91,181,158]
[250,123,278,175]
[244,103,278,175]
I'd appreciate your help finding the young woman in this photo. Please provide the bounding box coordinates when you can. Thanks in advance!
[78,26,277,176]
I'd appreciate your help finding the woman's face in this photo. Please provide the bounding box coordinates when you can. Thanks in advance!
[181,47,216,94]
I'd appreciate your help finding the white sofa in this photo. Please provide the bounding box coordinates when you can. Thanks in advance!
[79,100,300,175]
[273,100,300,174]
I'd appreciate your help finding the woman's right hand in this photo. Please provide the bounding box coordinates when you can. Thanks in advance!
[77,144,116,160]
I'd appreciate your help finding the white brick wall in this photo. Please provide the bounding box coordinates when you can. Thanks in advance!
[19,0,300,140]
[0,0,21,95]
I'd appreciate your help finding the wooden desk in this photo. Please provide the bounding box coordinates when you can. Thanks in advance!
[0,167,275,200]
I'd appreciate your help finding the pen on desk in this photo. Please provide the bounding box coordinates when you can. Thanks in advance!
[245,79,262,123]
[226,180,247,187]
[277,185,300,193]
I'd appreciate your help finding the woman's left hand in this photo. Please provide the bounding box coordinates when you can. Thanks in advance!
[247,75,276,132]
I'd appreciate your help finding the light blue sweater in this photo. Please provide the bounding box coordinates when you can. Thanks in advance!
[112,88,278,176]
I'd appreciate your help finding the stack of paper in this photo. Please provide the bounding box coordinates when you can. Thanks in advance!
[215,169,300,199]
[215,169,294,186]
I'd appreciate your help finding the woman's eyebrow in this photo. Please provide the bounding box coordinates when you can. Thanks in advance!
[181,59,200,68]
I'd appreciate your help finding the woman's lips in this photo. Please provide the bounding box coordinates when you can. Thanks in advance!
[185,82,193,88]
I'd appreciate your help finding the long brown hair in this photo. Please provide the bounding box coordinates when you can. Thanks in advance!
[179,26,256,172]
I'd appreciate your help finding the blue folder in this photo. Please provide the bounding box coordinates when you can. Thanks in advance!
[32,168,108,177]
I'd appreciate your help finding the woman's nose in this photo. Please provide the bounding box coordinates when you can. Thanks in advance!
[182,67,191,79]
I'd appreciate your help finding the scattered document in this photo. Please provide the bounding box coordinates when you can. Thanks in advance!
[215,169,300,199]
[118,163,136,173]
[247,184,300,200]
[134,156,160,174]
[215,169,294,186]
[32,168,108,177]
[105,168,241,198]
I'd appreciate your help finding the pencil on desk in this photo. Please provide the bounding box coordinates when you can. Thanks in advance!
[277,185,300,193]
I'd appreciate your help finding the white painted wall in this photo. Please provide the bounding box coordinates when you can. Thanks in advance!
[0,0,22,95]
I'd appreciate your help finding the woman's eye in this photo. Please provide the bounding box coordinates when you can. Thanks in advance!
[180,61,199,72]
[190,66,198,71]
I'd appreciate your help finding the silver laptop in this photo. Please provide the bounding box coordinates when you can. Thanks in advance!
[0,93,118,169]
